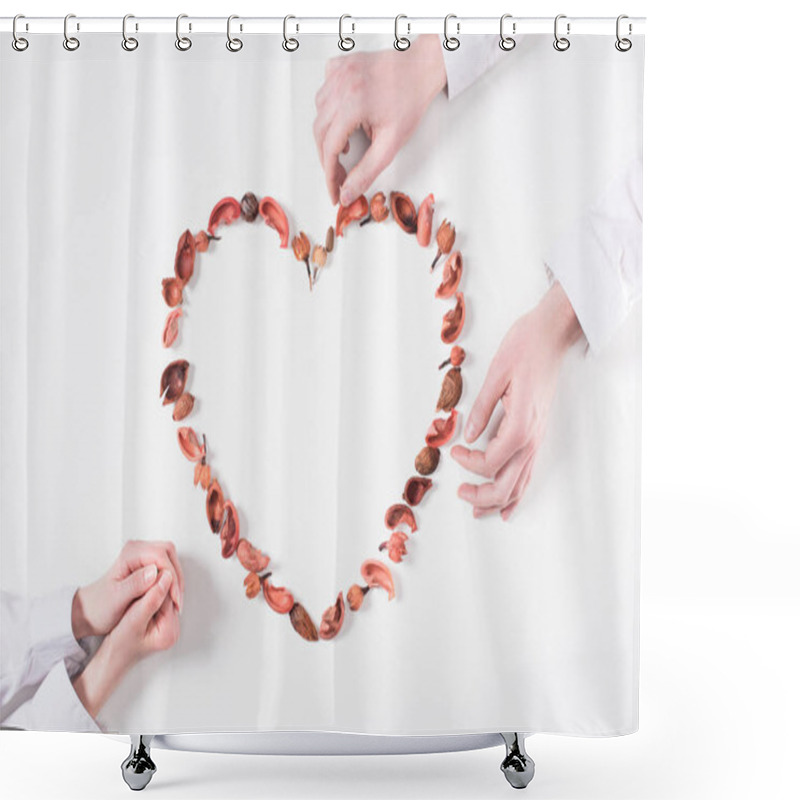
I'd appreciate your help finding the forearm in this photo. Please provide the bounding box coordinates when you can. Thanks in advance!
[71,586,96,640]
[70,636,128,719]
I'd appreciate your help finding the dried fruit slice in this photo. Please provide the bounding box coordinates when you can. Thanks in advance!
[319,592,346,639]
[425,409,458,447]
[403,476,433,506]
[219,500,240,559]
[258,197,290,248]
[390,191,417,234]
[237,539,271,572]
[174,229,197,283]
[208,197,241,236]
[441,292,466,343]
[336,195,369,236]
[379,531,409,563]
[263,574,294,614]
[435,251,462,298]
[289,602,319,641]
[436,367,463,412]
[361,558,395,600]
[416,193,434,247]
[162,308,183,348]
[172,392,194,421]
[177,426,205,462]
[161,277,183,307]
[160,359,189,405]
[384,503,417,533]
[206,479,225,533]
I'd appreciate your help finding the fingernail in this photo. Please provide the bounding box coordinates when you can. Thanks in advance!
[144,564,158,583]
[465,421,476,441]
[340,188,353,206]
[160,571,172,585]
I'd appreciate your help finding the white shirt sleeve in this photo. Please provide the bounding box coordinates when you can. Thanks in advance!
[1,584,103,732]
[544,155,643,352]
[441,34,508,101]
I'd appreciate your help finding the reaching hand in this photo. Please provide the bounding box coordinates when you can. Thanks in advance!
[450,282,584,520]
[72,539,185,639]
[313,34,447,207]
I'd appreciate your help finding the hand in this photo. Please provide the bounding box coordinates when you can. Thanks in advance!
[450,282,584,520]
[313,34,447,206]
[71,539,185,639]
[71,569,180,719]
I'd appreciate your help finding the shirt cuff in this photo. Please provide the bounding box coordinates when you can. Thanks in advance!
[28,583,92,670]
[442,34,508,101]
[2,660,103,732]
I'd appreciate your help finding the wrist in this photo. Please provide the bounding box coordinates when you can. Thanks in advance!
[416,34,448,98]
[71,635,127,719]
[71,587,96,640]
[545,281,584,353]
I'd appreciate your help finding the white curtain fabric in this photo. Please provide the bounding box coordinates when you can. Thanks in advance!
[1,32,643,736]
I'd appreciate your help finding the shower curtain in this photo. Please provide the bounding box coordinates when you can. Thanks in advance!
[0,26,644,737]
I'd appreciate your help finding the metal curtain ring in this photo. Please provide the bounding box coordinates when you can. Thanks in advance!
[227,15,243,51]
[338,14,355,51]
[615,14,632,51]
[553,14,570,51]
[443,14,460,51]
[63,13,80,51]
[499,14,516,51]
[176,14,192,50]
[12,14,29,51]
[283,15,299,51]
[394,14,410,51]
[122,14,138,51]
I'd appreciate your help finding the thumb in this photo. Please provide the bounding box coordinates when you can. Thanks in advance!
[132,570,173,627]
[339,132,396,206]
[464,362,507,443]
[119,564,159,605]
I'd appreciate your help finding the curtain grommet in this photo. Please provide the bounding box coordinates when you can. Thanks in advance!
[338,14,355,51]
[175,14,192,51]
[443,14,460,51]
[499,14,516,51]
[63,13,80,51]
[283,15,299,52]
[553,14,570,52]
[12,14,29,51]
[121,14,138,51]
[394,14,410,51]
[226,15,243,52]
[615,15,632,51]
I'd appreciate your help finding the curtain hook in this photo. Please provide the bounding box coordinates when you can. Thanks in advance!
[394,14,410,51]
[499,13,516,51]
[443,14,460,51]
[615,14,632,51]
[63,13,80,51]
[12,14,29,51]
[283,15,299,51]
[553,14,570,51]
[176,14,192,50]
[338,14,355,51]
[227,15,243,51]
[122,14,139,51]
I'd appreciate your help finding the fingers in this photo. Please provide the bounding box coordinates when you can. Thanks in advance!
[121,540,184,613]
[500,456,535,521]
[463,358,508,444]
[339,131,397,207]
[457,443,534,515]
[133,570,173,627]
[321,112,360,206]
[120,564,159,605]
[451,407,528,480]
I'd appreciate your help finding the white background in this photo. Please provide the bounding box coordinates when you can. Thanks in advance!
[0,0,797,798]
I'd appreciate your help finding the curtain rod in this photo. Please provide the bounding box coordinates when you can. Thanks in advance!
[0,16,646,36]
